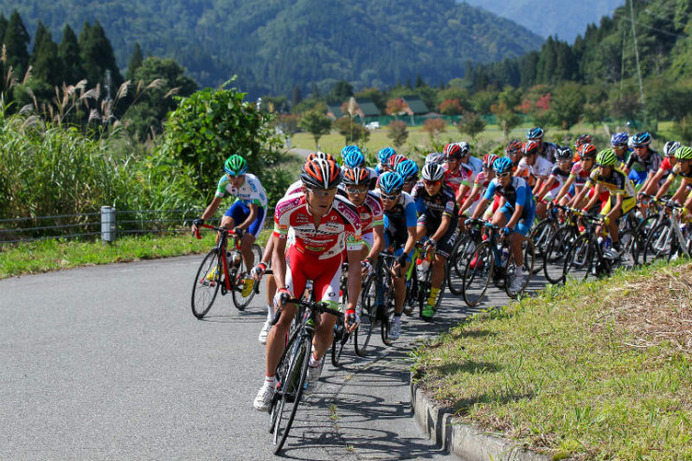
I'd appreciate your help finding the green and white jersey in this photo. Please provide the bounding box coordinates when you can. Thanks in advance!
[215,173,268,208]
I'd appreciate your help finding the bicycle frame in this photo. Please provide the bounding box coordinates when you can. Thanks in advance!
[195,223,242,292]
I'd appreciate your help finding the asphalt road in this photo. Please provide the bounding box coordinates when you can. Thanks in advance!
[0,254,540,460]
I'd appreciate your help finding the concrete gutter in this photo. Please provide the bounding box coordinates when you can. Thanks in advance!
[410,373,551,461]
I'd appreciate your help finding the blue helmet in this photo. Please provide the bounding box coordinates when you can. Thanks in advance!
[377,147,396,165]
[342,147,365,168]
[378,172,405,194]
[493,157,513,174]
[526,127,544,140]
[631,132,651,147]
[396,159,419,181]
[610,132,629,147]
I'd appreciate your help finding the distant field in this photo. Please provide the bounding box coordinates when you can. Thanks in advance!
[289,121,674,159]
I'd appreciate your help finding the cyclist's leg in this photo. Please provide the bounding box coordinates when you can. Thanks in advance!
[310,256,342,362]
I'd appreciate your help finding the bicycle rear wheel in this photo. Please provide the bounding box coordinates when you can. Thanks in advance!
[563,235,594,282]
[447,234,476,295]
[543,227,577,284]
[354,275,375,357]
[271,334,310,454]
[402,270,418,316]
[530,219,556,275]
[462,242,494,307]
[231,247,260,310]
[380,277,396,346]
[191,250,221,319]
[642,222,673,264]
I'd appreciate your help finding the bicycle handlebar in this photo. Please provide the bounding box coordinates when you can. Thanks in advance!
[193,223,239,240]
[271,298,344,326]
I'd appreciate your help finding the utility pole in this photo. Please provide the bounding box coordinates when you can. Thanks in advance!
[629,0,645,105]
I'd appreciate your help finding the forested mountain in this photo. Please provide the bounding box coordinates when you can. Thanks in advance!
[0,0,541,96]
[462,0,623,43]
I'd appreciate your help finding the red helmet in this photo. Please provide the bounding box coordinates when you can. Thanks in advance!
[505,140,523,156]
[306,151,335,163]
[522,140,540,156]
[388,153,408,170]
[482,153,499,169]
[301,158,342,189]
[443,143,462,160]
[578,143,598,160]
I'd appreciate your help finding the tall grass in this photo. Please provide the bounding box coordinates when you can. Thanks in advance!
[0,108,201,222]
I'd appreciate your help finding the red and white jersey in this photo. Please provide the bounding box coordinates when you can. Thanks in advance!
[442,164,474,194]
[284,180,304,197]
[473,170,492,189]
[570,161,592,186]
[273,193,362,260]
[357,192,384,233]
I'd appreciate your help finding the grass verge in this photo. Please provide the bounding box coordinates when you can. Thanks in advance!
[0,230,271,279]
[412,260,692,460]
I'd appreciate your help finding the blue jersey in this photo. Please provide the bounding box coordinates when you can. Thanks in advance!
[484,176,535,217]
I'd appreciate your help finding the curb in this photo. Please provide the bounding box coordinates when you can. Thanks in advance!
[410,373,550,461]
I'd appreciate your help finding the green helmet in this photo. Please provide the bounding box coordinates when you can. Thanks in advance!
[596,148,617,167]
[674,145,692,160]
[224,155,248,176]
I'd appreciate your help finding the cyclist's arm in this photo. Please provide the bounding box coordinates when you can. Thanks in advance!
[199,196,223,221]
[455,183,470,204]
[459,184,481,214]
[554,175,574,203]
[654,174,675,200]
[535,177,555,202]
[366,225,385,261]
[642,168,667,196]
[237,203,259,231]
[270,234,288,290]
[346,248,362,312]
[671,178,692,204]
[606,194,624,221]
[507,204,525,231]
[581,183,601,211]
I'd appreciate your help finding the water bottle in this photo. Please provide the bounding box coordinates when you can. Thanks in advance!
[232,251,242,267]
[499,245,509,264]
[416,256,430,281]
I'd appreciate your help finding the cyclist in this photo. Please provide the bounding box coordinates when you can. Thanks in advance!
[469,157,536,293]
[342,145,378,189]
[376,147,396,175]
[396,159,419,194]
[442,143,474,200]
[574,149,637,259]
[575,134,592,150]
[516,140,553,195]
[553,143,601,210]
[377,172,418,340]
[457,153,498,220]
[339,167,385,280]
[535,146,573,219]
[610,132,631,166]
[411,163,459,321]
[526,126,558,163]
[253,158,362,411]
[192,154,267,293]
[457,141,483,175]
[623,132,662,190]
[654,146,692,205]
[505,139,524,172]
[640,141,680,197]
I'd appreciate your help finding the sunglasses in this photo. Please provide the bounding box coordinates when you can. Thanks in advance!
[496,172,511,178]
[227,174,245,179]
[307,187,337,198]
[423,179,441,186]
[381,193,400,201]
[346,186,368,195]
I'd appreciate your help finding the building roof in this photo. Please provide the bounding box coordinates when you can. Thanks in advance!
[402,96,430,115]
[355,98,381,117]
[326,104,344,119]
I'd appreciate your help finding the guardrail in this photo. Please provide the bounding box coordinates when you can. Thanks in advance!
[0,207,275,245]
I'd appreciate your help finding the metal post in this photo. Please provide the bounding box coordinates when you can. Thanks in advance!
[101,206,117,243]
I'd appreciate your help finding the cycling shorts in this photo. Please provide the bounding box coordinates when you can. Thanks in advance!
[419,219,459,259]
[284,245,341,305]
[224,201,266,238]
[499,205,535,237]
[628,169,648,187]
[600,195,636,216]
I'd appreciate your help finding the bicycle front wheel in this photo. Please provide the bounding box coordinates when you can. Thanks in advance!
[447,234,476,296]
[380,278,396,346]
[354,275,375,356]
[272,334,310,454]
[231,249,259,311]
[563,235,594,283]
[462,242,494,307]
[191,249,221,319]
[331,317,348,367]
[543,227,577,284]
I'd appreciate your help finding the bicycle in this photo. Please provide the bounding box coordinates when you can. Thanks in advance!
[414,240,447,318]
[268,298,344,454]
[641,200,691,263]
[331,264,352,366]
[461,220,536,307]
[191,224,262,319]
[542,206,584,284]
[447,219,484,296]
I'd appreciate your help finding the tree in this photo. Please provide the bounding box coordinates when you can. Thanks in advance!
[58,24,84,85]
[163,79,284,203]
[423,118,446,141]
[334,117,369,145]
[438,98,463,115]
[328,80,353,103]
[4,11,30,79]
[299,109,332,150]
[79,21,123,91]
[126,42,144,80]
[31,22,61,87]
[457,111,486,139]
[387,120,408,148]
[291,85,302,108]
[385,98,406,117]
[549,82,585,130]
[123,57,199,141]
[491,102,521,140]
